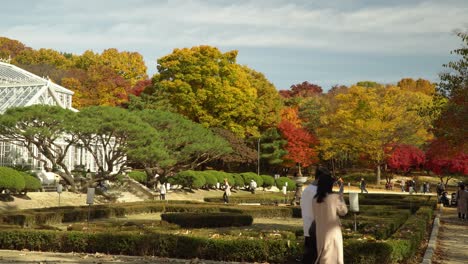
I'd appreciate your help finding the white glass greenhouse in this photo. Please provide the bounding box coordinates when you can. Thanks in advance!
[0,60,108,173]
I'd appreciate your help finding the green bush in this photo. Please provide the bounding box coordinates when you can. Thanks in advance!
[21,173,42,192]
[275,177,296,191]
[199,171,217,188]
[128,171,147,184]
[161,212,253,228]
[253,174,263,187]
[231,173,245,188]
[343,206,433,264]
[240,172,257,187]
[168,170,206,189]
[203,170,234,186]
[0,167,26,191]
[260,175,275,188]
[0,229,299,263]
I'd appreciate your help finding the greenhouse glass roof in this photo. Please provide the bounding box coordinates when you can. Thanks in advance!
[0,61,75,113]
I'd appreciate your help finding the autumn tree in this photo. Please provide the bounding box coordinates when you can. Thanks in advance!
[319,84,434,183]
[387,144,425,175]
[150,46,281,137]
[0,37,30,58]
[209,128,258,173]
[397,78,435,95]
[99,48,148,86]
[425,138,467,186]
[434,31,468,150]
[62,65,131,108]
[278,120,319,177]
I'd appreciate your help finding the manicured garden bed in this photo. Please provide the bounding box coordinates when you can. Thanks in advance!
[0,194,436,263]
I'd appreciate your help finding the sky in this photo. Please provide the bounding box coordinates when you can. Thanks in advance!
[1,0,467,90]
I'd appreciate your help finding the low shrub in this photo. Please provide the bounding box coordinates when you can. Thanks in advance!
[168,170,206,189]
[231,173,245,188]
[21,173,42,192]
[240,172,257,187]
[343,206,434,264]
[275,177,296,191]
[261,175,275,188]
[0,167,25,192]
[199,171,217,188]
[161,212,253,228]
[128,171,147,184]
[253,174,263,187]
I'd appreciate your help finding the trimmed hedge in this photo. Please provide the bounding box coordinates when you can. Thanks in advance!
[232,173,245,188]
[0,166,26,191]
[343,206,433,264]
[161,212,253,228]
[168,170,206,189]
[21,173,42,192]
[261,175,275,188]
[275,177,296,191]
[0,229,299,263]
[200,171,217,188]
[0,201,301,227]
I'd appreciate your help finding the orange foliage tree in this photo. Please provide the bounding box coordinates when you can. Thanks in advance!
[278,120,319,176]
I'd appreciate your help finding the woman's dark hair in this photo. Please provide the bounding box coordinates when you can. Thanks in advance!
[314,167,334,203]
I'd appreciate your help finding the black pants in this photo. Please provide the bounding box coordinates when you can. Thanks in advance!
[223,192,229,203]
[303,221,317,263]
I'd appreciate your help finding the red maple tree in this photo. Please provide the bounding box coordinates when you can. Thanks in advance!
[425,138,468,184]
[278,120,319,176]
[387,144,425,174]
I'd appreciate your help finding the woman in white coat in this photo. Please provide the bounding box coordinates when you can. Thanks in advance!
[312,170,348,264]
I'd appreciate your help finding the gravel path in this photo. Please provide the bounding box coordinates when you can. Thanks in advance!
[433,207,468,264]
[0,250,250,264]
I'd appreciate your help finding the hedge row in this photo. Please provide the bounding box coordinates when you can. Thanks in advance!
[0,229,299,263]
[1,201,300,227]
[167,170,291,191]
[343,206,433,264]
[161,212,253,228]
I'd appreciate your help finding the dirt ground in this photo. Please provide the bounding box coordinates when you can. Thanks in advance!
[432,207,468,264]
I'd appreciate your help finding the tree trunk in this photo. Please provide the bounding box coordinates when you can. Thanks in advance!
[297,164,303,177]
[376,164,381,184]
[331,158,336,177]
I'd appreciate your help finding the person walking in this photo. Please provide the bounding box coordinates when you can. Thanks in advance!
[223,178,231,204]
[312,170,348,264]
[360,178,368,194]
[456,184,467,220]
[337,177,344,193]
[299,168,321,263]
[159,183,166,200]
[249,179,257,194]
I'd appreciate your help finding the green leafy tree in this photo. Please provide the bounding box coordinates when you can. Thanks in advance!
[74,106,156,179]
[0,105,78,188]
[128,109,231,181]
[260,128,287,166]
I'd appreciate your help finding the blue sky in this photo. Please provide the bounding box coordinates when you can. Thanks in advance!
[1,0,467,90]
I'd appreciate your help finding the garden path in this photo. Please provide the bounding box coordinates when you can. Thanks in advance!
[433,207,468,264]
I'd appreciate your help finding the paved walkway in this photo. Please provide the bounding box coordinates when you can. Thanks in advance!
[432,207,468,264]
